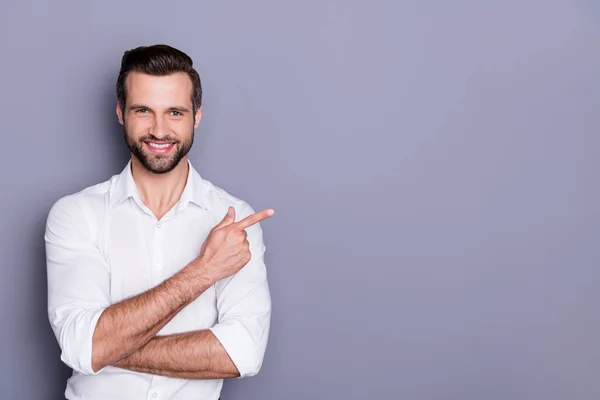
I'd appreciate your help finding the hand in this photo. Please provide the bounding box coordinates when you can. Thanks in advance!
[196,206,275,282]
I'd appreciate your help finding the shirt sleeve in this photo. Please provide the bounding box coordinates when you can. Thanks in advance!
[45,195,110,376]
[209,201,272,378]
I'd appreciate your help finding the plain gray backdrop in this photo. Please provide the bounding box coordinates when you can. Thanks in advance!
[1,0,600,399]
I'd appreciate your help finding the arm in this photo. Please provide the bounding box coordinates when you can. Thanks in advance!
[114,202,273,379]
[45,196,214,375]
[114,330,239,379]
[90,262,212,372]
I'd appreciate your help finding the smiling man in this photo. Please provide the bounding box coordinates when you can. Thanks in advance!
[45,44,274,400]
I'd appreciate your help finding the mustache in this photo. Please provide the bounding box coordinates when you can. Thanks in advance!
[138,134,180,143]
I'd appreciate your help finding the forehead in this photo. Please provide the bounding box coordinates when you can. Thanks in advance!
[125,72,193,107]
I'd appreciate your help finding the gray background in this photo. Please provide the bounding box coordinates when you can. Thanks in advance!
[1,0,599,399]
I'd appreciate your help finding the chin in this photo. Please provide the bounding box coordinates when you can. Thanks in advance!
[144,160,180,174]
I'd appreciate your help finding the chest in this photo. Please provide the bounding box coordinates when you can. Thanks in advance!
[103,205,218,333]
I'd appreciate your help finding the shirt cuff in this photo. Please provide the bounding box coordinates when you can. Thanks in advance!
[210,321,261,378]
[59,307,106,375]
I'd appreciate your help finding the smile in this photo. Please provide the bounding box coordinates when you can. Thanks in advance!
[145,142,176,154]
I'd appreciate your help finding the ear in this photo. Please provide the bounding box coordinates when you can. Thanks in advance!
[194,105,203,129]
[116,101,124,125]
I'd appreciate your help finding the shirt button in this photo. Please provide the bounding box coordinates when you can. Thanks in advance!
[155,263,162,270]
[152,393,158,398]
[156,222,162,228]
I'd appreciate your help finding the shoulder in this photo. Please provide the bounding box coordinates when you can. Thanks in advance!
[46,175,116,234]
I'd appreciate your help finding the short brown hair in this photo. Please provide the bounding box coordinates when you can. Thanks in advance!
[116,44,202,112]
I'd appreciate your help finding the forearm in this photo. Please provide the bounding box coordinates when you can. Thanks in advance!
[113,330,239,379]
[92,263,213,372]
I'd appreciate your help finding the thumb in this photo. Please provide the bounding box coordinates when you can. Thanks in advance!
[213,206,236,230]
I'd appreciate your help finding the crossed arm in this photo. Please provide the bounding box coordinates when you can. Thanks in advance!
[45,197,271,380]
[88,263,241,379]
[113,330,239,379]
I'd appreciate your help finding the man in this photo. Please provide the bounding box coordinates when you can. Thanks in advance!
[45,44,275,400]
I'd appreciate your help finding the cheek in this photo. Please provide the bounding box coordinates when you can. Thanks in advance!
[125,119,149,137]
[172,120,195,138]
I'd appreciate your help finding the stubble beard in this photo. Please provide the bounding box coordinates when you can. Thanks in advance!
[123,126,194,174]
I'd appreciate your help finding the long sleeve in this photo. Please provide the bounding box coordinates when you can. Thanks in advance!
[209,201,272,378]
[45,195,110,376]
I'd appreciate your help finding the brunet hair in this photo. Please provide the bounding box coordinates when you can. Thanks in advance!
[116,44,202,113]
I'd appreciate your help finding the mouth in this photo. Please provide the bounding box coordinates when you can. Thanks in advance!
[144,141,176,154]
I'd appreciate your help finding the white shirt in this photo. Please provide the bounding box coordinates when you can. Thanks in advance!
[45,160,271,400]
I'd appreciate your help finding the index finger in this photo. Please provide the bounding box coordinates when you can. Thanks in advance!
[234,208,275,230]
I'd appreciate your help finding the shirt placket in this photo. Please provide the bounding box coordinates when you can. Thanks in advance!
[147,219,166,398]
[151,220,165,287]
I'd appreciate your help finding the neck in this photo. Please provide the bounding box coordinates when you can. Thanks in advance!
[130,156,189,220]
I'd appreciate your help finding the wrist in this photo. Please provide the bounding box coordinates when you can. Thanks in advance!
[183,258,216,293]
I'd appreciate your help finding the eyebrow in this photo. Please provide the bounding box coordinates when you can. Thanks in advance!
[128,104,191,113]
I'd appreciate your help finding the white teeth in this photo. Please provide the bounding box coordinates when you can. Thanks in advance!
[148,143,172,149]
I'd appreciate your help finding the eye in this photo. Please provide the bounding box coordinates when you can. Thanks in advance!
[136,108,149,114]
[171,111,183,116]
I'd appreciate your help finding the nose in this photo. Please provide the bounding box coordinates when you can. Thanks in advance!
[150,115,169,139]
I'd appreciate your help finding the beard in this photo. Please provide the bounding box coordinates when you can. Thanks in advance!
[124,127,194,174]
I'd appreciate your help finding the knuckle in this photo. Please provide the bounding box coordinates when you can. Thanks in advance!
[228,231,244,246]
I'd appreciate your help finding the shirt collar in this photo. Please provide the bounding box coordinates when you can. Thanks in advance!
[109,159,213,211]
